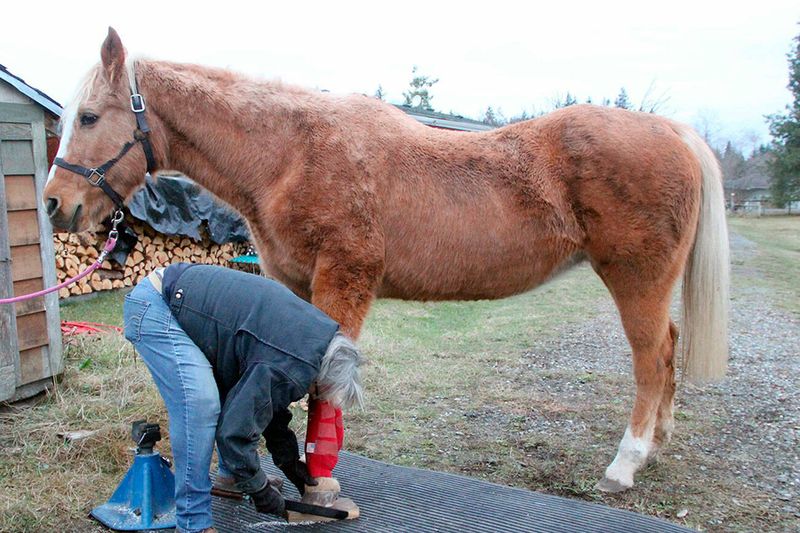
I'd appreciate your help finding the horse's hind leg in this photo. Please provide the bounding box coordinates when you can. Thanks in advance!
[594,264,681,492]
[654,321,679,450]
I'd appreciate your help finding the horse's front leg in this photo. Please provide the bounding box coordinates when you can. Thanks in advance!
[309,243,385,339]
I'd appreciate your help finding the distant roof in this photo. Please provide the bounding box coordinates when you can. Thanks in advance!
[725,151,772,191]
[395,104,493,132]
[0,64,62,116]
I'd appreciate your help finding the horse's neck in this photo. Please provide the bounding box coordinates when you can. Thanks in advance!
[138,60,298,207]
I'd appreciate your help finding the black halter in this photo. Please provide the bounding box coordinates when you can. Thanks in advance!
[54,88,156,211]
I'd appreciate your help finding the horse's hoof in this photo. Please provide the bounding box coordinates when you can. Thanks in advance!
[595,476,631,493]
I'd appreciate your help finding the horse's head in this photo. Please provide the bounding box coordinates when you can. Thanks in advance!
[44,28,161,232]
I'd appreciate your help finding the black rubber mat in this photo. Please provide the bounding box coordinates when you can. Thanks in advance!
[210,451,693,532]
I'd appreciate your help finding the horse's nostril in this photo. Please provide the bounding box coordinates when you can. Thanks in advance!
[46,197,60,217]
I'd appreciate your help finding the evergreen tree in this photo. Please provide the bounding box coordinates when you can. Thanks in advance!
[614,87,631,109]
[553,92,578,109]
[767,28,800,207]
[508,109,531,123]
[402,66,439,111]
[482,106,504,126]
[720,141,746,181]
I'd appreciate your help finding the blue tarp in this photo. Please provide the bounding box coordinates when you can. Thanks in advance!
[128,175,250,244]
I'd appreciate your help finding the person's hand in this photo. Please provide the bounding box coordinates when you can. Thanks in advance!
[251,483,285,516]
[278,459,317,495]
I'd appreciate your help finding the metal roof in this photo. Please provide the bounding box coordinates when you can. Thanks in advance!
[395,104,493,132]
[0,64,62,116]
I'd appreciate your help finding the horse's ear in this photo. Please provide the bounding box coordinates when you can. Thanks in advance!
[100,27,126,85]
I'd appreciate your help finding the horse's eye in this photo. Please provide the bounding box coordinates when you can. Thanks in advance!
[79,113,98,127]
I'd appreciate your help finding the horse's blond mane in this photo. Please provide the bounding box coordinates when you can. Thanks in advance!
[56,66,100,136]
[126,56,138,96]
[59,53,143,132]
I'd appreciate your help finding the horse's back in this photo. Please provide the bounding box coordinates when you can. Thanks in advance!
[370,105,702,300]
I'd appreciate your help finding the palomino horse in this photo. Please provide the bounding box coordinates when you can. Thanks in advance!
[44,29,729,492]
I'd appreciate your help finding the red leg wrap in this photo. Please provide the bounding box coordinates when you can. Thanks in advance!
[305,398,344,478]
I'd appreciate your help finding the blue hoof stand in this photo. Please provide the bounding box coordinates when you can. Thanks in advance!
[91,421,176,530]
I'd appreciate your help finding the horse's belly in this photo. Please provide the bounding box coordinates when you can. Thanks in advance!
[378,219,578,301]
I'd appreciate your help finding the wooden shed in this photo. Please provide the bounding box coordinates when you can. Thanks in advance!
[0,65,63,402]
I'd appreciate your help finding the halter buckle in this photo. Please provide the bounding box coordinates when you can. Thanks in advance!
[130,93,146,113]
[87,168,106,187]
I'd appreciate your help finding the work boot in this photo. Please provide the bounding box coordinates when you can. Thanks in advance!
[214,474,284,494]
[289,477,359,522]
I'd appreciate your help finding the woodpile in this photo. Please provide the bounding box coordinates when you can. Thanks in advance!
[53,221,249,299]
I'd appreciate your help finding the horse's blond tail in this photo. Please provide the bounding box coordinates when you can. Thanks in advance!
[677,126,730,381]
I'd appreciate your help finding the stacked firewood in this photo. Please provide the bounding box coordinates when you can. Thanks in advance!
[53,222,249,298]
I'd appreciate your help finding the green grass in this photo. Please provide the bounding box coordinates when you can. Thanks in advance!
[59,289,130,327]
[728,216,800,315]
[357,265,607,411]
[341,265,615,484]
[366,265,607,352]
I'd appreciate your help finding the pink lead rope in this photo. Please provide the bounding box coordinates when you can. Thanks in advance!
[0,235,118,305]
[0,210,123,305]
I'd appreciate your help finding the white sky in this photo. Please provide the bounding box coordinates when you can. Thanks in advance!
[2,0,798,152]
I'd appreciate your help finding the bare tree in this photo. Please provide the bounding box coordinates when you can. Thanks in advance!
[693,109,722,147]
[637,80,671,114]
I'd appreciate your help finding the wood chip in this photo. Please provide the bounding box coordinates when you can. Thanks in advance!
[57,430,99,443]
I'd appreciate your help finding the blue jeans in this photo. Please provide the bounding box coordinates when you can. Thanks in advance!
[123,277,229,533]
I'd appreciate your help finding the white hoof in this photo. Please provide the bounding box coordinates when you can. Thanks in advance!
[602,425,651,492]
[596,476,632,493]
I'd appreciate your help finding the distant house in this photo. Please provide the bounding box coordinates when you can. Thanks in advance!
[723,151,772,208]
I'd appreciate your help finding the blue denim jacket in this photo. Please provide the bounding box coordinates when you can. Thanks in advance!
[162,264,340,492]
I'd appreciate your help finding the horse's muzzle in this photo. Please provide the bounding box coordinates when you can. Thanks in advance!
[48,203,83,232]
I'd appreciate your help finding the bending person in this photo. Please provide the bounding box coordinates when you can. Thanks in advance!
[123,263,364,533]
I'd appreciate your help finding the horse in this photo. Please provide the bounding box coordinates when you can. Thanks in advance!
[44,28,729,492]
